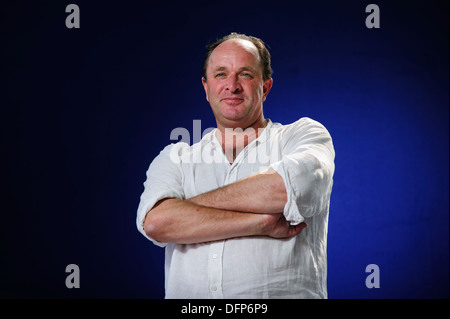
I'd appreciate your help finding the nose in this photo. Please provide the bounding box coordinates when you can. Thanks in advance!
[226,75,242,93]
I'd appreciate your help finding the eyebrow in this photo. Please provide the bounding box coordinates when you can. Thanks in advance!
[213,66,257,73]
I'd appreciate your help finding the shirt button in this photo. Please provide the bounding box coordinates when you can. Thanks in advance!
[212,254,218,259]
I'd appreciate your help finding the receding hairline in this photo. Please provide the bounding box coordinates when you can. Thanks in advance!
[207,39,261,70]
[214,38,260,55]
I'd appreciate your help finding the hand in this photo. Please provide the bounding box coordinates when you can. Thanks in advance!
[262,213,306,239]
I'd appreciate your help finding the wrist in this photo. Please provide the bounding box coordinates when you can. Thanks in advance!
[258,213,276,236]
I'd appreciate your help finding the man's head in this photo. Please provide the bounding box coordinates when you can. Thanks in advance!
[202,33,273,130]
[202,33,273,82]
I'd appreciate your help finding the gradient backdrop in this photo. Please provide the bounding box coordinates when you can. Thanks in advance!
[1,0,448,298]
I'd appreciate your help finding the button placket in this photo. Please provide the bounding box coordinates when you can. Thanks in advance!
[207,241,224,298]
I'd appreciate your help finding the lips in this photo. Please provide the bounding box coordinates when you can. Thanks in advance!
[221,97,244,105]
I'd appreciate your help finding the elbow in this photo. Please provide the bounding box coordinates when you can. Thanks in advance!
[299,161,334,217]
[143,198,178,242]
[308,155,334,191]
[143,211,168,243]
[314,165,333,190]
[144,216,157,239]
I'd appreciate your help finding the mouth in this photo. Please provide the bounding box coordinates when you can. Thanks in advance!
[221,97,244,106]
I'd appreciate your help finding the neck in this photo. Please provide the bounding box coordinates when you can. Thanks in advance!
[216,116,267,134]
[215,117,269,163]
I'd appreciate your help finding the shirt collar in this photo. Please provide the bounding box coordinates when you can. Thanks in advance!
[209,119,273,150]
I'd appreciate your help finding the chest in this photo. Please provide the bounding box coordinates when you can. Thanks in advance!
[181,140,283,198]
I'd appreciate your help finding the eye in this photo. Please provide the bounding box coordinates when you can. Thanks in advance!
[241,72,253,78]
[215,73,226,78]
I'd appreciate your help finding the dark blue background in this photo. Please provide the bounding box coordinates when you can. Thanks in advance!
[1,0,448,298]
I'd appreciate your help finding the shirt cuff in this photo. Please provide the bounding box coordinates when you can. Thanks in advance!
[270,160,305,225]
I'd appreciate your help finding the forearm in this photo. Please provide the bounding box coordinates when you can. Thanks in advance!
[188,168,287,214]
[144,198,267,244]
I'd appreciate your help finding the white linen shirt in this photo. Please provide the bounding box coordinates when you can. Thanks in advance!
[137,117,335,299]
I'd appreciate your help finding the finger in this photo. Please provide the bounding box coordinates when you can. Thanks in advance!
[291,222,307,236]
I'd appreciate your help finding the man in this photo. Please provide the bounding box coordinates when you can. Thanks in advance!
[136,33,335,298]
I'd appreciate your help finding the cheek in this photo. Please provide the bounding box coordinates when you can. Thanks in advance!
[209,82,224,98]
[249,83,264,99]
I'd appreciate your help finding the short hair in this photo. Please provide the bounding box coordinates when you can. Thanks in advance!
[202,32,273,81]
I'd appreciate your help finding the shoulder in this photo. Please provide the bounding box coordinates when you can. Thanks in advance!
[268,117,335,158]
[159,141,192,156]
[271,117,332,137]
[289,117,328,129]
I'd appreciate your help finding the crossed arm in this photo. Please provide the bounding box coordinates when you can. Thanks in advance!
[143,168,306,244]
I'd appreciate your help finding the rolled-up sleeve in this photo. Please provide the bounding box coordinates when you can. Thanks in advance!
[270,118,335,225]
[136,143,185,247]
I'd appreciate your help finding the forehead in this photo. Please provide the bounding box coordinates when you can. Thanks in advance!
[208,39,260,69]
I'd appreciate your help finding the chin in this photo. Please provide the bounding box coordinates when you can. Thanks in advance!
[217,108,243,120]
[223,111,247,122]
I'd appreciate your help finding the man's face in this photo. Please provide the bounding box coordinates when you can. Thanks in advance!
[202,39,273,129]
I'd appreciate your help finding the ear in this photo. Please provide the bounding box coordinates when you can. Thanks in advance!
[262,78,273,102]
[202,77,210,102]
